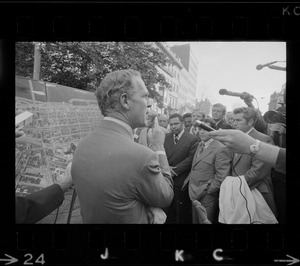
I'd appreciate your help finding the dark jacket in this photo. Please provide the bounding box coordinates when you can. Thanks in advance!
[16,184,64,224]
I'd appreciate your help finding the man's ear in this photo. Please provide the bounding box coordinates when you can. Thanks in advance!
[120,93,130,110]
[248,118,255,127]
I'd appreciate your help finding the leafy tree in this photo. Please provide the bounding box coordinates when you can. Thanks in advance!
[15,42,172,104]
[15,42,35,78]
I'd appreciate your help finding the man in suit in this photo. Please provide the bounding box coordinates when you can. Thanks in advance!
[186,109,206,139]
[212,103,233,129]
[71,69,174,224]
[182,117,232,224]
[164,113,198,223]
[231,107,278,218]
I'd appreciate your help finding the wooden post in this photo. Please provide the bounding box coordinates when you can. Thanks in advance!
[33,42,41,80]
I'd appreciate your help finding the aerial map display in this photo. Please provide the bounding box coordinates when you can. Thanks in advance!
[15,76,103,223]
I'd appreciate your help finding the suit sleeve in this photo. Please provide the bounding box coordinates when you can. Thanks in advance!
[244,136,274,189]
[244,156,273,190]
[16,184,64,224]
[174,137,198,176]
[275,148,286,174]
[135,152,174,208]
[207,147,232,194]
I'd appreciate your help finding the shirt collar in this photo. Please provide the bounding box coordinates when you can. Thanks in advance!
[103,117,134,139]
[245,127,254,135]
[204,138,214,148]
[215,119,223,126]
[190,125,198,133]
[174,129,184,139]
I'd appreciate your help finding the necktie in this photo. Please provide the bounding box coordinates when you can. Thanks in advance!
[192,127,198,135]
[174,134,179,144]
[197,141,205,158]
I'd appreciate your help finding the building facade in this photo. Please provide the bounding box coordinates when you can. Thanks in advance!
[154,42,183,114]
[151,42,199,116]
[195,98,212,116]
[170,43,198,109]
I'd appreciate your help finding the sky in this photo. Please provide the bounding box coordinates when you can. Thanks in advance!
[167,42,286,115]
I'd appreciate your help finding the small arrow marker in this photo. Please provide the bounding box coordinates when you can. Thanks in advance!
[274,254,300,266]
[0,254,18,265]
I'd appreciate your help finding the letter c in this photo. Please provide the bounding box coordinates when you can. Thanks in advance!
[294,6,300,15]
[213,248,223,261]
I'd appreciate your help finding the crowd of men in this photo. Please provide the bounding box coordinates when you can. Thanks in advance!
[16,69,286,224]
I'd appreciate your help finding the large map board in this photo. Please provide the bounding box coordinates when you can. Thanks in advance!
[15,76,103,223]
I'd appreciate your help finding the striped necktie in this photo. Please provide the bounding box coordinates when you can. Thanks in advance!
[197,141,205,158]
[174,134,179,144]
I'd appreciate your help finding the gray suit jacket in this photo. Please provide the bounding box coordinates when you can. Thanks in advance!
[182,139,232,201]
[71,119,174,224]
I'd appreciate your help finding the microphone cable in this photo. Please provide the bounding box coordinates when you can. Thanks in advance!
[231,161,265,224]
[231,160,252,224]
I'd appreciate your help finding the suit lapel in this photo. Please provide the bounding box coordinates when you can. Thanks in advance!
[165,133,187,161]
[192,140,215,167]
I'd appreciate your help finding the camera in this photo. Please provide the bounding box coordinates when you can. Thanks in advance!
[263,108,286,125]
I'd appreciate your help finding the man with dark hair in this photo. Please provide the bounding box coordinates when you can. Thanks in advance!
[72,69,174,224]
[164,113,198,223]
[212,103,232,129]
[183,112,192,129]
[231,107,278,218]
[182,117,232,223]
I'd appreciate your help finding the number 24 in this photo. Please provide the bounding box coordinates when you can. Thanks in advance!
[24,254,45,265]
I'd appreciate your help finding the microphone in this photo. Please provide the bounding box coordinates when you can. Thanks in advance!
[256,61,278,70]
[195,120,215,131]
[219,89,254,99]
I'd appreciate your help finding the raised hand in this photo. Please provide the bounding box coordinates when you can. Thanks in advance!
[147,117,165,151]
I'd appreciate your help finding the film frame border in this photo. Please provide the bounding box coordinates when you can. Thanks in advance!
[2,1,300,265]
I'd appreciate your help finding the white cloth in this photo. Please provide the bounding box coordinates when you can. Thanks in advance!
[219,175,278,224]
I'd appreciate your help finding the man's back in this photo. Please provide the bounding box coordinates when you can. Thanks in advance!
[72,119,173,224]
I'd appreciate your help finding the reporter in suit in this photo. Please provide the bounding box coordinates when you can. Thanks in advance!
[182,117,232,224]
[71,69,174,224]
[212,103,233,130]
[231,107,278,218]
[164,113,198,223]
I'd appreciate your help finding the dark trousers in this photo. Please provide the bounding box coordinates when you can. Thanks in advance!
[165,186,192,224]
[272,170,286,223]
[192,192,219,224]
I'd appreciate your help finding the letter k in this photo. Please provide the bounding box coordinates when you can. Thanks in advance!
[175,250,184,262]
